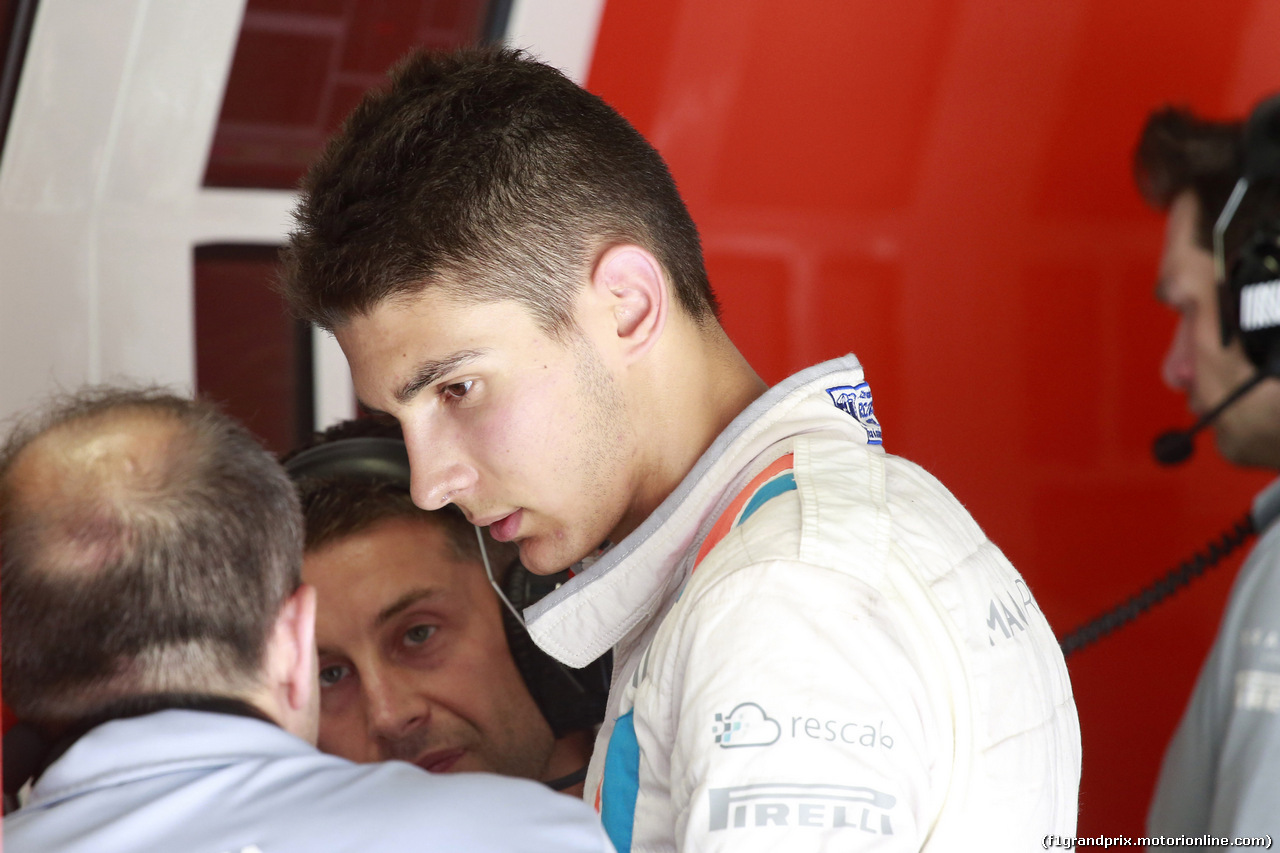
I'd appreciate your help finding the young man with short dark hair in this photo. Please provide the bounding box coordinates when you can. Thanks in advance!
[284,47,1081,851]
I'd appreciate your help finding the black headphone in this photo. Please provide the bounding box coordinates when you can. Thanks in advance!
[1216,93,1280,376]
[283,436,611,740]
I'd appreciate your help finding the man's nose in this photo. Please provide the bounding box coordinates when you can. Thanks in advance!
[1162,319,1195,393]
[364,666,431,744]
[404,426,477,510]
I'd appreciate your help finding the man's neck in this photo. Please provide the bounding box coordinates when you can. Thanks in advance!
[14,693,277,796]
[614,325,767,542]
[544,728,596,798]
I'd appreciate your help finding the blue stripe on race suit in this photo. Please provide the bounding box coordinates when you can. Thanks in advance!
[605,470,797,845]
[602,711,640,853]
[735,472,797,527]
[675,473,798,605]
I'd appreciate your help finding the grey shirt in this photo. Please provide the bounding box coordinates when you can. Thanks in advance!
[1147,478,1280,849]
[6,709,615,853]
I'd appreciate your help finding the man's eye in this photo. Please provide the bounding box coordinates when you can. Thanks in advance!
[404,624,437,647]
[441,380,473,402]
[319,664,350,688]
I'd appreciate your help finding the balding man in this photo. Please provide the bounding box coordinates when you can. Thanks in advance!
[0,387,614,853]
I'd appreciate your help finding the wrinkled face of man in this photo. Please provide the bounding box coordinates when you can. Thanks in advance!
[1157,191,1280,468]
[303,515,554,778]
[335,290,636,575]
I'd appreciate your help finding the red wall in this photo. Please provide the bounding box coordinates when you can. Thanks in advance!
[588,0,1280,835]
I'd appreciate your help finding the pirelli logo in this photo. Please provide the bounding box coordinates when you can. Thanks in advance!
[1240,279,1280,332]
[708,783,895,834]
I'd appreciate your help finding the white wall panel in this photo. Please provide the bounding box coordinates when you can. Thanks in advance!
[0,0,607,429]
[0,0,298,424]
[505,0,606,84]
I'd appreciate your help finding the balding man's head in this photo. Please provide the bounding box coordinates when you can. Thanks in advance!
[0,388,303,726]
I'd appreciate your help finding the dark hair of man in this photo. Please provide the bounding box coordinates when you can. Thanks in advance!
[285,417,516,576]
[0,388,302,725]
[1133,106,1269,256]
[281,46,719,338]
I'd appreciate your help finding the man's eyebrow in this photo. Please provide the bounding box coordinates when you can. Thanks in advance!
[375,587,441,628]
[357,400,390,418]
[394,349,486,405]
[315,587,441,659]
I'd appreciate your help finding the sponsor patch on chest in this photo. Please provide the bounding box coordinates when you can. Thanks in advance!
[825,383,882,445]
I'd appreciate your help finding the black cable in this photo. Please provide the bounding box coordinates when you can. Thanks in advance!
[0,0,38,158]
[545,765,589,792]
[1059,510,1256,658]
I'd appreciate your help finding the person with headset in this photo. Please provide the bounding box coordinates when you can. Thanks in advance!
[0,387,615,853]
[1136,98,1280,842]
[283,418,610,797]
[281,47,1081,851]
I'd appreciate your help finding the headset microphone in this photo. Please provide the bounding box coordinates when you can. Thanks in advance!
[1152,371,1270,465]
[1150,428,1192,467]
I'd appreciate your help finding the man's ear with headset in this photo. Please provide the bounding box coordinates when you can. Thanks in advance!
[1215,93,1280,375]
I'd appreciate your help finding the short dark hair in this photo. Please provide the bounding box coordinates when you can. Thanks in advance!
[285,417,516,573]
[1133,106,1261,253]
[281,46,718,336]
[0,388,302,725]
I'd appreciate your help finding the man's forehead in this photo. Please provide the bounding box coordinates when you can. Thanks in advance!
[354,283,516,330]
[1156,193,1215,298]
[337,291,500,380]
[307,516,483,595]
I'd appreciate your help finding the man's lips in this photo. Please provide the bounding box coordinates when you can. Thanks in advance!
[486,509,523,543]
[414,747,464,774]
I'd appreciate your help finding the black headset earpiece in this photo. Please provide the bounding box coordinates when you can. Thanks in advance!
[501,562,611,739]
[1242,95,1280,181]
[1224,224,1280,373]
[285,433,610,738]
[1217,92,1280,375]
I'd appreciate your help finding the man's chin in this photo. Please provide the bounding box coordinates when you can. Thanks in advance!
[1215,427,1280,469]
[517,539,581,576]
[446,753,544,781]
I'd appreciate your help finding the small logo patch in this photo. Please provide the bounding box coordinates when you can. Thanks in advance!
[1241,279,1280,331]
[825,383,882,445]
[713,702,781,748]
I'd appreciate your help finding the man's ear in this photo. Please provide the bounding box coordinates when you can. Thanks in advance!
[266,583,318,719]
[589,244,668,362]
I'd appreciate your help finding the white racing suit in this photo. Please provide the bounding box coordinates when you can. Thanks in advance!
[526,356,1081,852]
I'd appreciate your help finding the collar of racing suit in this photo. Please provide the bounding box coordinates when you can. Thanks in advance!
[524,354,881,668]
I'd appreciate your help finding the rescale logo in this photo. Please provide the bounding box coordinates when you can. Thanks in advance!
[713,702,781,748]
